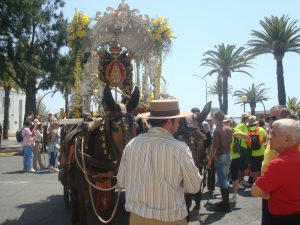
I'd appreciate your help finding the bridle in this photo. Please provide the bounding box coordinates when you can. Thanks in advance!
[104,111,136,170]
[72,111,136,224]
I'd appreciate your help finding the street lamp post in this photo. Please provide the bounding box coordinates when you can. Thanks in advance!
[193,74,207,104]
[241,95,248,112]
[36,90,57,115]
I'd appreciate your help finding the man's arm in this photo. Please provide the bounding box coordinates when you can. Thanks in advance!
[207,147,217,169]
[251,183,271,199]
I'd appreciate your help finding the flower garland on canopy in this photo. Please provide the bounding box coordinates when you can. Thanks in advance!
[67,9,90,118]
[148,17,175,99]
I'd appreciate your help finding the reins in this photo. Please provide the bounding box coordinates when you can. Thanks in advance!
[74,136,120,224]
[72,112,134,224]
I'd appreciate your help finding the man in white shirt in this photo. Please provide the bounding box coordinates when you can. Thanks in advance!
[117,99,202,225]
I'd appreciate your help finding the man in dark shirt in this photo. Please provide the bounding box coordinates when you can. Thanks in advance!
[207,111,232,212]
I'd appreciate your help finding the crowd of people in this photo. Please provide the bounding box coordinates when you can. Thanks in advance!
[17,101,300,224]
[117,100,300,225]
[21,112,61,173]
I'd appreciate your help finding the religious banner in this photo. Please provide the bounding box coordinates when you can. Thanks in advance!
[105,60,126,87]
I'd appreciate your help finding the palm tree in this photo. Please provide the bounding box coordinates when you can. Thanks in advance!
[247,15,300,106]
[287,97,300,114]
[233,83,270,115]
[201,43,253,114]
[208,75,233,110]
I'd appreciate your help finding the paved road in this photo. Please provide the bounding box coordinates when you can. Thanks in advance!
[0,154,261,225]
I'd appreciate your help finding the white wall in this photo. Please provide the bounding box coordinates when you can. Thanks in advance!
[0,88,26,136]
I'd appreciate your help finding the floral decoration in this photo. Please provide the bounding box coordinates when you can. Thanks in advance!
[148,16,175,54]
[148,16,175,99]
[67,9,90,118]
[67,9,90,50]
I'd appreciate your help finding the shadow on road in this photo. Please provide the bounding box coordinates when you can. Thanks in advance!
[1,192,130,225]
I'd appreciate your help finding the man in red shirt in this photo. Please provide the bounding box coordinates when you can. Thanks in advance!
[251,119,300,225]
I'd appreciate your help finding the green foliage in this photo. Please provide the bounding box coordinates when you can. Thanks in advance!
[201,43,253,78]
[208,76,233,97]
[247,15,300,106]
[247,15,300,58]
[201,43,253,113]
[233,83,270,115]
[287,97,300,113]
[0,0,68,115]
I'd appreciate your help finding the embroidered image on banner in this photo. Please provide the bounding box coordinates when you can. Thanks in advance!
[106,60,126,87]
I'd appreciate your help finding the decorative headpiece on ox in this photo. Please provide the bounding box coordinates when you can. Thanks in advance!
[87,85,140,173]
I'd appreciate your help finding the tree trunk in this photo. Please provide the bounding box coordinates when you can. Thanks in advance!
[250,105,256,115]
[64,92,69,118]
[218,93,223,112]
[276,59,286,105]
[3,86,11,139]
[222,76,228,114]
[25,85,37,120]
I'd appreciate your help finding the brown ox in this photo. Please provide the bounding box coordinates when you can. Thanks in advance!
[59,85,140,225]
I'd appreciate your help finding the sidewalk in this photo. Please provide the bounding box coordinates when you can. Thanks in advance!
[0,138,23,155]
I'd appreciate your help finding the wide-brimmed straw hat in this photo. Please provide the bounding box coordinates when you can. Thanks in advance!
[247,116,257,126]
[34,119,42,125]
[241,112,250,119]
[137,99,192,119]
[223,115,232,123]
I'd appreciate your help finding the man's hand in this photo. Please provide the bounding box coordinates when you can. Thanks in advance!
[261,193,271,200]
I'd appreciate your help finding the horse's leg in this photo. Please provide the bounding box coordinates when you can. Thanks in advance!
[70,187,78,225]
[77,189,87,225]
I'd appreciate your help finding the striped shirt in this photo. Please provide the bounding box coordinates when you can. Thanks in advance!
[117,127,202,222]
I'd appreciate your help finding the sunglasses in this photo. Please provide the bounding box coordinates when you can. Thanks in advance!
[266,116,277,123]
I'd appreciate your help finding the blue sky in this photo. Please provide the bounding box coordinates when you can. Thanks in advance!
[40,0,300,117]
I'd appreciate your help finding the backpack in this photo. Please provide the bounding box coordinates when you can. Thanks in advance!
[16,128,24,142]
[247,127,263,150]
[233,137,241,153]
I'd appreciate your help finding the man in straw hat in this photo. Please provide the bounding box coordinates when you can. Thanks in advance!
[117,99,202,225]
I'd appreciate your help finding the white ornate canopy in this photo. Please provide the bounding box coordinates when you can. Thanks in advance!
[85,1,155,62]
[72,1,169,114]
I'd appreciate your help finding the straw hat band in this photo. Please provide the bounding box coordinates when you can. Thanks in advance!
[150,109,180,117]
[137,99,192,119]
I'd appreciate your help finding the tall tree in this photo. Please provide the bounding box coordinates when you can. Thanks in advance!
[233,83,270,115]
[0,61,20,139]
[201,43,253,114]
[0,0,68,117]
[247,15,300,105]
[54,53,75,116]
[208,75,233,111]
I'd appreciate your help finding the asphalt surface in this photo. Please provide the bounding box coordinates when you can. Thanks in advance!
[0,144,262,225]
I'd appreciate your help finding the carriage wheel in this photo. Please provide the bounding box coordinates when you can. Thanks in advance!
[63,185,71,208]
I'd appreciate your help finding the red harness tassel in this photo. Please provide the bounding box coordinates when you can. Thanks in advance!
[95,179,112,213]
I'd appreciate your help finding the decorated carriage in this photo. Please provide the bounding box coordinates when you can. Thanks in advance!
[58,1,176,225]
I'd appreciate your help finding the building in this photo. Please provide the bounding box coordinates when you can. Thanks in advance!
[0,87,26,136]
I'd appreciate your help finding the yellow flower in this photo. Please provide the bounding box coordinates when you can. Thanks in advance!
[68,10,90,49]
[81,15,90,26]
